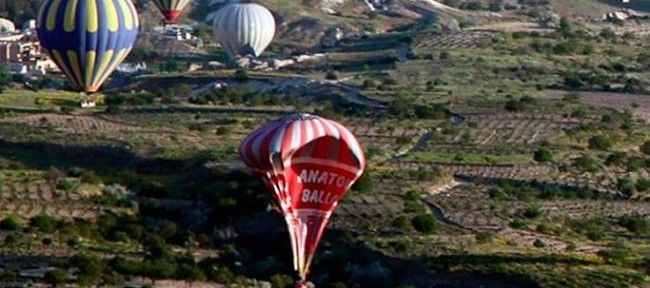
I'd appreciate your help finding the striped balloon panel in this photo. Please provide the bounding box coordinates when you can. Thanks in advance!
[151,0,191,22]
[151,0,191,11]
[37,0,138,93]
[239,113,365,172]
[212,3,276,58]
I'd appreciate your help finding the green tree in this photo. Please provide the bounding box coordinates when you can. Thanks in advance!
[69,254,103,286]
[0,216,20,230]
[389,95,413,118]
[599,28,617,39]
[534,148,553,163]
[110,257,142,276]
[44,268,67,287]
[145,260,176,284]
[234,69,249,81]
[391,216,411,230]
[351,172,373,193]
[522,204,543,219]
[175,84,193,97]
[0,65,9,93]
[617,177,636,197]
[558,17,573,37]
[177,264,207,283]
[30,214,59,233]
[270,274,294,288]
[0,267,18,282]
[588,135,612,150]
[411,214,437,234]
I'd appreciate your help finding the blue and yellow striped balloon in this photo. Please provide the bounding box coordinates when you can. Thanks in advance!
[37,0,139,93]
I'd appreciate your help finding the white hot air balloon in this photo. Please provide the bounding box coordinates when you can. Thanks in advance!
[212,3,276,59]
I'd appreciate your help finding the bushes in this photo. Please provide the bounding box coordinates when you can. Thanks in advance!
[106,91,156,106]
[414,104,449,119]
[0,216,20,230]
[588,135,613,150]
[269,274,293,288]
[0,65,9,93]
[411,214,438,234]
[618,215,649,237]
[44,268,67,286]
[504,97,536,112]
[567,218,608,241]
[30,214,61,233]
[534,148,553,163]
[522,204,543,219]
[617,177,636,196]
[391,216,411,231]
[69,254,104,286]
[351,172,373,194]
[574,154,599,172]
[190,86,283,107]
[325,71,339,80]
[640,141,650,155]
[635,178,650,192]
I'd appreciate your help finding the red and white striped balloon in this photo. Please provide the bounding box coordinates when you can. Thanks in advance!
[240,113,366,281]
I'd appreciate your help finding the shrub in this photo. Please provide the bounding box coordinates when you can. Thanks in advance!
[351,172,373,193]
[476,232,493,243]
[635,178,650,192]
[618,215,649,236]
[80,171,101,184]
[563,92,580,103]
[389,97,412,117]
[391,216,411,230]
[599,28,616,39]
[640,141,650,155]
[617,177,636,196]
[216,126,231,135]
[325,71,338,80]
[567,218,607,241]
[234,69,249,81]
[362,79,377,90]
[522,204,542,219]
[110,257,143,276]
[270,274,294,288]
[411,214,437,234]
[69,254,104,286]
[177,264,207,283]
[414,104,448,119]
[606,152,627,166]
[30,214,59,233]
[534,148,553,163]
[598,248,637,266]
[0,216,20,230]
[626,156,645,172]
[588,135,613,150]
[44,268,67,286]
[575,154,599,172]
[57,179,76,191]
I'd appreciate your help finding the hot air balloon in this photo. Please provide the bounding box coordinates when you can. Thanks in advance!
[151,0,191,24]
[240,113,366,282]
[212,3,276,59]
[37,0,139,93]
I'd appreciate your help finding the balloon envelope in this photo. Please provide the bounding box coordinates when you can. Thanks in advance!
[212,3,276,58]
[37,0,139,93]
[151,0,191,23]
[240,113,366,280]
